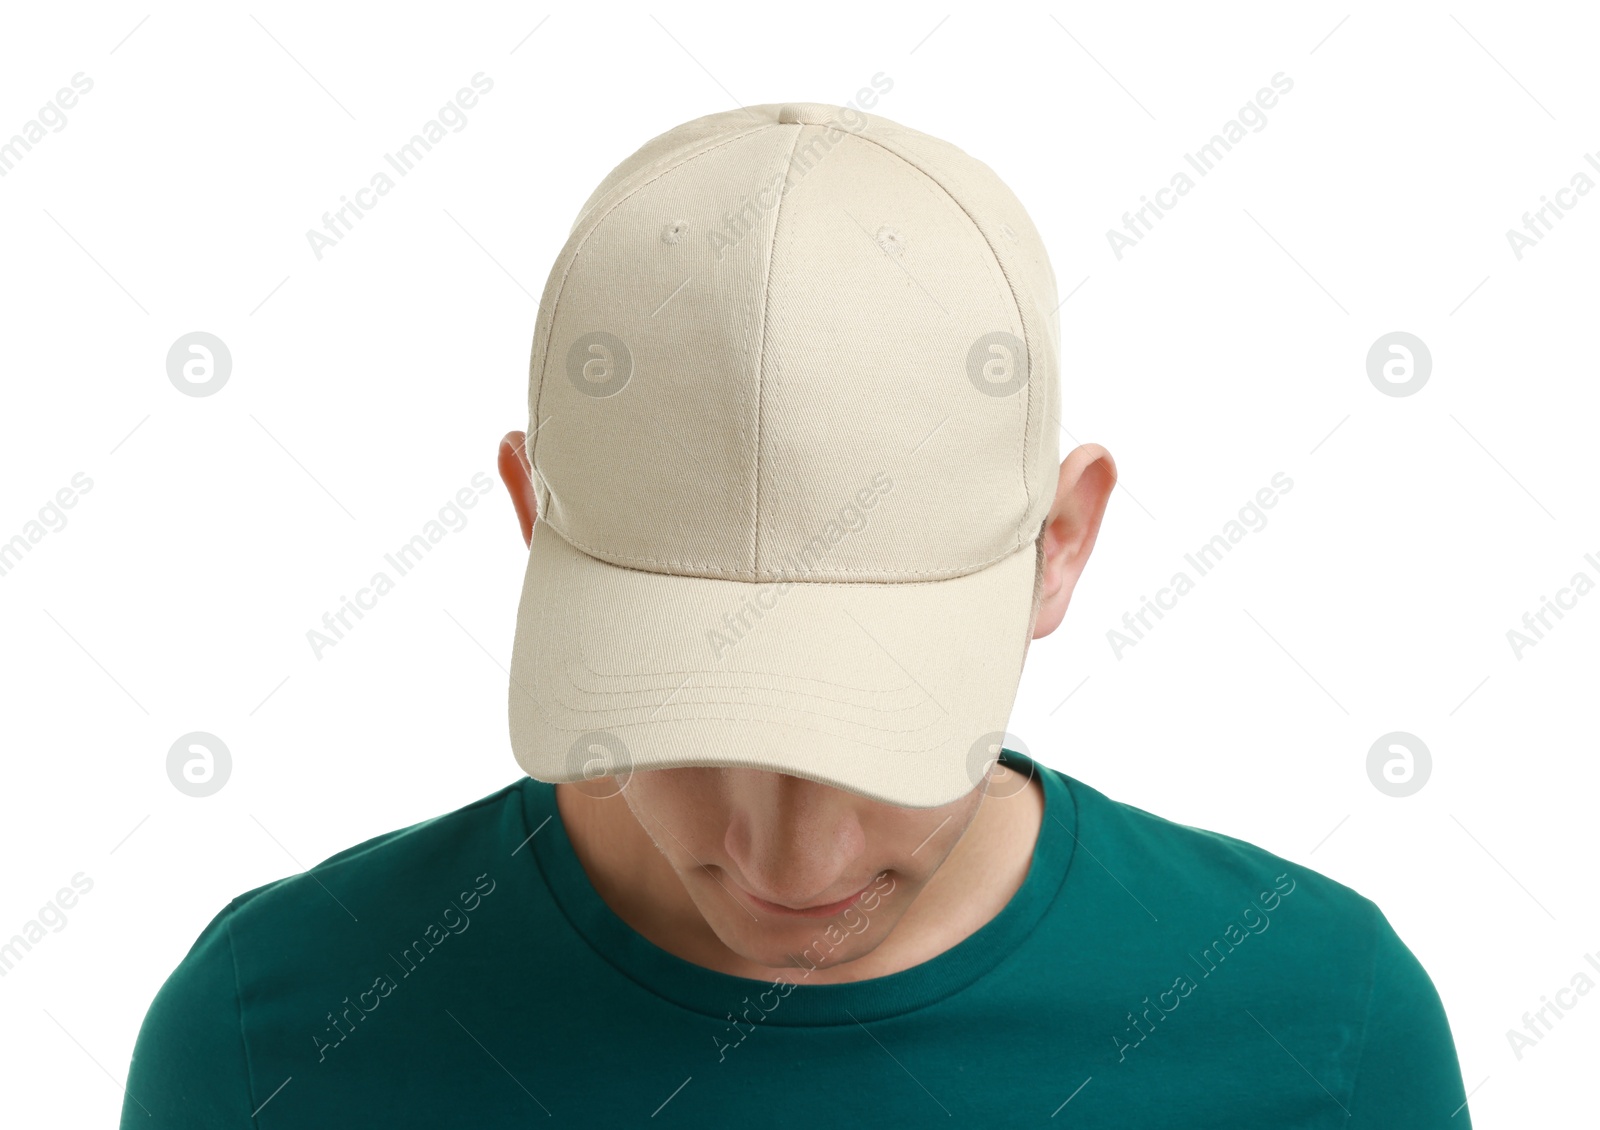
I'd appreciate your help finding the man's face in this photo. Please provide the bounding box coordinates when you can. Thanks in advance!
[502,426,1111,977]
[613,765,988,975]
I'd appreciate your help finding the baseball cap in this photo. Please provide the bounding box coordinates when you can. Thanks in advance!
[508,101,1060,809]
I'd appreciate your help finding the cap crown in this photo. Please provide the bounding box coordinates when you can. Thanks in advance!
[526,102,1060,583]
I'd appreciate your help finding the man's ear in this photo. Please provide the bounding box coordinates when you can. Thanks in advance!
[498,430,538,548]
[1033,444,1116,640]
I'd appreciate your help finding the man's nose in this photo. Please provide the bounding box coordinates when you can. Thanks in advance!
[723,773,868,905]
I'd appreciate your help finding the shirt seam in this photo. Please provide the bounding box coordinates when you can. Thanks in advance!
[222,907,263,1128]
[514,780,727,1023]
[831,758,1079,1024]
[1343,897,1383,1121]
[516,752,1078,1028]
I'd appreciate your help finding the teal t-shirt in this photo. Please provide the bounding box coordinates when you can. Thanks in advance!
[121,748,1472,1127]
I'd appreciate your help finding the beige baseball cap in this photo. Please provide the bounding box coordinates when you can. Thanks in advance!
[508,101,1060,809]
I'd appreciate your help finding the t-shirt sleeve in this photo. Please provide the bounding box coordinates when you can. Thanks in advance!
[121,903,257,1128]
[1348,903,1472,1127]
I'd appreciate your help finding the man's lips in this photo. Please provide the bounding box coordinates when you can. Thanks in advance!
[738,881,872,919]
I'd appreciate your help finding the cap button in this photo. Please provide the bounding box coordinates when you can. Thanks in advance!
[777,103,838,126]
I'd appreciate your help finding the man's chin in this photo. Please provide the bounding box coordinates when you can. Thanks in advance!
[711,919,891,980]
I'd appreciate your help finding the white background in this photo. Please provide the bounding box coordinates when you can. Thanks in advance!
[1,1,1594,1124]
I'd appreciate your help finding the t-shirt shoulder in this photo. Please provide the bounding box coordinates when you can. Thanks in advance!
[1064,772,1396,996]
[1055,771,1469,1125]
[122,778,535,1127]
[146,780,517,1021]
[221,777,528,930]
[1063,772,1378,931]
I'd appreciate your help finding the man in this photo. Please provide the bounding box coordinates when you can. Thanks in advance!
[122,102,1471,1127]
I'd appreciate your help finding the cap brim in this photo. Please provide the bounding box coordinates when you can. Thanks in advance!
[508,519,1035,809]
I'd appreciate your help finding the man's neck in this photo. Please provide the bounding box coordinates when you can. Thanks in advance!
[555,765,1045,984]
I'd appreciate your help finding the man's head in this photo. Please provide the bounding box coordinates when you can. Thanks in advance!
[498,431,1114,973]
[500,101,1116,972]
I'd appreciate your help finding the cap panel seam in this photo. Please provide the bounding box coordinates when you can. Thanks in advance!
[750,124,808,574]
[841,129,1041,557]
[541,513,1033,582]
[528,124,777,493]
